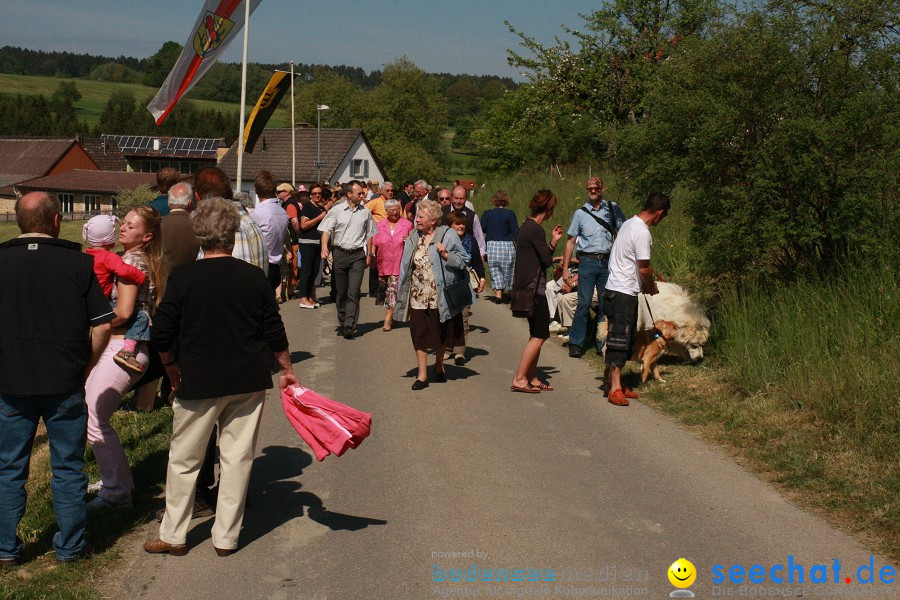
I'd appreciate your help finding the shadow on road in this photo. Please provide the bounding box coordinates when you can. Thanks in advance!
[233,445,387,550]
[297,492,387,531]
[290,350,315,364]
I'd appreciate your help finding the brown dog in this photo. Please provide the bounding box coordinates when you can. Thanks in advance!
[631,320,678,382]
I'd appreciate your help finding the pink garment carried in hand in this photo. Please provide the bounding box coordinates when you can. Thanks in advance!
[280,385,372,461]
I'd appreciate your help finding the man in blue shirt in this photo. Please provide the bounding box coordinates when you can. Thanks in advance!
[559,177,626,358]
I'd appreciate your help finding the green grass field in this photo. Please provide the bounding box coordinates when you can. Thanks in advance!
[0,73,289,128]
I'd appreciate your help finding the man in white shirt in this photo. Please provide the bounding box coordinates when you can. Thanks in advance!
[603,192,670,406]
[319,181,376,339]
[250,170,289,292]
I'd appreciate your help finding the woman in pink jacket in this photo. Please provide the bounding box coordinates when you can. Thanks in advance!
[372,199,413,331]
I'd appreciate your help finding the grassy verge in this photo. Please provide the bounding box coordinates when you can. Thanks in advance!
[0,398,173,599]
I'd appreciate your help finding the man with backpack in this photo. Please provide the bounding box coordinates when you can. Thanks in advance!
[559,176,626,358]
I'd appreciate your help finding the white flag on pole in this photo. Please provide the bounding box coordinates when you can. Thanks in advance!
[147,0,262,125]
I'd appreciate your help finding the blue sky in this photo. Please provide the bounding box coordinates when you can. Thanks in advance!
[2,0,601,78]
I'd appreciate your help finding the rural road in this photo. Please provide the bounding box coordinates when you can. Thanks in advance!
[108,291,896,599]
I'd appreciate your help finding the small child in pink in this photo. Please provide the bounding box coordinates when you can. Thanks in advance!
[83,215,148,374]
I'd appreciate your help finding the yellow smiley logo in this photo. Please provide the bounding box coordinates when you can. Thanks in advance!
[668,558,697,588]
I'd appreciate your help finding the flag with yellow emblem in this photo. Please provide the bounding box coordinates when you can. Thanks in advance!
[147,0,263,125]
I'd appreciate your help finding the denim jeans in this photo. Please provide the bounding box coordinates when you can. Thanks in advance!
[0,390,88,561]
[568,256,610,351]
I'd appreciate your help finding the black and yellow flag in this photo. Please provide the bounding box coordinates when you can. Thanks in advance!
[243,71,295,153]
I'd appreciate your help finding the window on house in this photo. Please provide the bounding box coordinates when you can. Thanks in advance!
[351,159,369,178]
[84,195,101,213]
[58,193,75,213]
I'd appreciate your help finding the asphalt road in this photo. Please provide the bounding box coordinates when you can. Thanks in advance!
[110,290,897,600]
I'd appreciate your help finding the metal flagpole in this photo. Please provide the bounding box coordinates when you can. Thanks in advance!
[290,62,296,187]
[235,0,251,195]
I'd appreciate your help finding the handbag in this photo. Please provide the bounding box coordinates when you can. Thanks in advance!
[439,230,473,309]
[509,286,536,318]
[510,257,542,318]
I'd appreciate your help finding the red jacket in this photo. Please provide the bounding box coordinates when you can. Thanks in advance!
[85,247,146,298]
[281,386,372,461]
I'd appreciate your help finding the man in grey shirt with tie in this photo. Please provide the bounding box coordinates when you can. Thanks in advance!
[318,181,376,339]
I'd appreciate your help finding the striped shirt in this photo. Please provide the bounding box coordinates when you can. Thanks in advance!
[112,250,155,312]
[233,204,268,271]
[199,202,269,271]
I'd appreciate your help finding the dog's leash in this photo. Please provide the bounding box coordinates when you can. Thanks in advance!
[642,292,662,339]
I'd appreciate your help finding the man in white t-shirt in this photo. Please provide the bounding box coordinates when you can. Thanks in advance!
[602,192,670,406]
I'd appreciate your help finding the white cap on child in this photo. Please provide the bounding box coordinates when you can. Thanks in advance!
[83,215,120,247]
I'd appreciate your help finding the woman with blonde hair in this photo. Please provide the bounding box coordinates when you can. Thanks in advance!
[85,205,167,510]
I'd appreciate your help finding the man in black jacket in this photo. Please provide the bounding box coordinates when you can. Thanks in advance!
[0,192,113,565]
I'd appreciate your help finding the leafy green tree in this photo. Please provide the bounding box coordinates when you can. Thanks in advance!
[142,41,183,88]
[114,184,155,218]
[89,62,141,83]
[364,57,449,179]
[613,2,899,278]
[295,70,364,128]
[476,0,719,170]
[95,90,142,134]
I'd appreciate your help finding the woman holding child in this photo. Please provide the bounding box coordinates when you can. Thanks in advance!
[84,206,166,510]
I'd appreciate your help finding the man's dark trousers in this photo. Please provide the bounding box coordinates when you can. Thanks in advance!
[333,247,366,330]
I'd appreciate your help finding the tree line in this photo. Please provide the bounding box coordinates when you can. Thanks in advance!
[0,44,514,119]
[0,81,238,142]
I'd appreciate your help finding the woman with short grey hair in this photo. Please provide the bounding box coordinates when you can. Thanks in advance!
[191,197,241,252]
[395,199,472,390]
[372,197,413,330]
[146,196,298,557]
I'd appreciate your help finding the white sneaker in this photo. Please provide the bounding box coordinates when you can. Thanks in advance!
[86,481,103,495]
[557,334,570,341]
[548,321,561,333]
[86,496,132,512]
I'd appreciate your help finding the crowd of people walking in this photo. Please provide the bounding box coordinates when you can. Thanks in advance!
[0,167,668,564]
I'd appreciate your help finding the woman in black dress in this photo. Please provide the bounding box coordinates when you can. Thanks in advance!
[510,190,563,393]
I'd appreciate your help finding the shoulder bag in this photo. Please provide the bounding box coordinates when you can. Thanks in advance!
[438,230,473,310]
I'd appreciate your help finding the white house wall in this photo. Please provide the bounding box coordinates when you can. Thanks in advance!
[332,136,385,185]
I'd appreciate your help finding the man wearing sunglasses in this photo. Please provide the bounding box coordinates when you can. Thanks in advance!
[559,176,626,358]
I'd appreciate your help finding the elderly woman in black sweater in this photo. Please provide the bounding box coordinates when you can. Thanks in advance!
[510,190,563,393]
[145,197,299,557]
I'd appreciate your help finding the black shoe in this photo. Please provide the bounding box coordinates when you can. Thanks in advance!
[411,379,429,390]
[435,371,447,383]
[569,345,583,358]
[343,326,355,339]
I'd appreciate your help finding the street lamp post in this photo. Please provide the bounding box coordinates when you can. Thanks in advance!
[316,104,329,183]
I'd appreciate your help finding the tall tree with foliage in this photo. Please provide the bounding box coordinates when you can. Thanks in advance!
[613,0,899,279]
[364,57,448,182]
[476,0,720,170]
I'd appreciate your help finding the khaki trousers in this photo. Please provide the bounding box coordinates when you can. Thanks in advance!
[160,390,265,550]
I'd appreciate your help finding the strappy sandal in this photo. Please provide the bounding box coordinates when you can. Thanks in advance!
[532,381,554,391]
[510,383,541,394]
